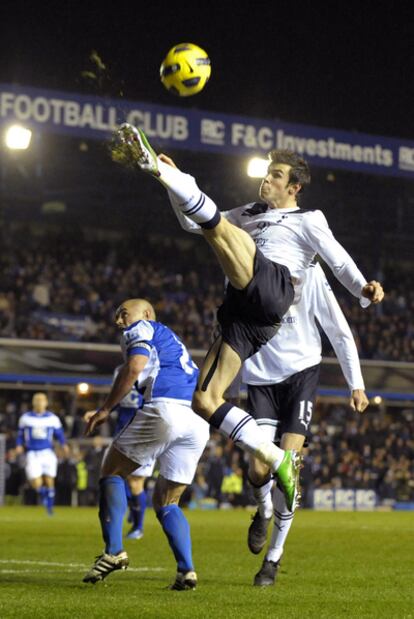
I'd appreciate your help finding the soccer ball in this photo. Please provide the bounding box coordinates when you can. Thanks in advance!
[160,43,211,97]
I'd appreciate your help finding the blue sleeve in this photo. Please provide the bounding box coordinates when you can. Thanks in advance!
[128,345,151,357]
[54,427,66,445]
[16,428,24,447]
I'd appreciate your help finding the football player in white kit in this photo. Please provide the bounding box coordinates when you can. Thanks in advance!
[15,392,69,515]
[83,299,209,590]
[243,262,368,585]
[112,125,383,514]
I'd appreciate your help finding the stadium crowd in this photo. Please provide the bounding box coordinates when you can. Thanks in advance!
[2,394,413,507]
[0,189,412,509]
[0,228,413,361]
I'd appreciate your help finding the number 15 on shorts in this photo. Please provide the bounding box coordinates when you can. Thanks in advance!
[299,400,313,430]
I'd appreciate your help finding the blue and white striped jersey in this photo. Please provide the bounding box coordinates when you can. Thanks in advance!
[121,320,198,404]
[16,411,66,451]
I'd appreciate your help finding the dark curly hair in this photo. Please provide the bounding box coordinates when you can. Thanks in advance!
[268,149,311,193]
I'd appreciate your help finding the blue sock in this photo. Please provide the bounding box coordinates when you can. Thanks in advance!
[38,486,48,506]
[130,491,147,531]
[46,489,55,514]
[99,476,127,555]
[156,505,193,573]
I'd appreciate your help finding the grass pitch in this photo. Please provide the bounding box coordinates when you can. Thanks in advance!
[0,506,412,619]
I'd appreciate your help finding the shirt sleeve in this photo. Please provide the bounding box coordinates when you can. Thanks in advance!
[53,426,66,445]
[301,211,370,308]
[51,415,66,445]
[122,321,155,357]
[16,424,25,447]
[312,264,365,391]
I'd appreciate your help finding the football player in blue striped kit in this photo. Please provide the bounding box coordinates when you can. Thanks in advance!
[83,298,209,590]
[15,392,70,515]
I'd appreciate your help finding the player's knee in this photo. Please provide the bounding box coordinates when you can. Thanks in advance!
[192,390,218,419]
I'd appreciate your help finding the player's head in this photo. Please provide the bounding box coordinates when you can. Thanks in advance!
[32,392,48,413]
[115,298,156,329]
[259,150,311,206]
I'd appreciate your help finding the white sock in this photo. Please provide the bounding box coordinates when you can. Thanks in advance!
[265,485,294,563]
[215,406,285,471]
[251,478,274,519]
[157,159,219,227]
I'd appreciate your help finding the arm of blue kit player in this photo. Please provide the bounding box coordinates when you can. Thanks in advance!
[312,264,368,413]
[301,211,384,306]
[84,355,148,436]
[15,425,25,454]
[53,426,70,457]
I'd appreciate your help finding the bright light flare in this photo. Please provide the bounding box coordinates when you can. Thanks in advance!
[247,157,268,178]
[4,125,32,150]
[76,382,90,395]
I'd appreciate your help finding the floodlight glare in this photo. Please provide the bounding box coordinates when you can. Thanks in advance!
[247,157,268,178]
[5,125,32,150]
[372,395,383,405]
[76,382,91,395]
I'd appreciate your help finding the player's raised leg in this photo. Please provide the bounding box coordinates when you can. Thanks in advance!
[114,124,257,290]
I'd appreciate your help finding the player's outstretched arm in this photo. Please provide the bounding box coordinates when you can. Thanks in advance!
[311,263,366,395]
[313,268,369,414]
[302,211,384,306]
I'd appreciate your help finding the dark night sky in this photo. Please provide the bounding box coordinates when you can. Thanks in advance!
[1,1,413,140]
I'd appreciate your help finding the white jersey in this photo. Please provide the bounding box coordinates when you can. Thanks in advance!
[170,192,369,307]
[242,262,365,391]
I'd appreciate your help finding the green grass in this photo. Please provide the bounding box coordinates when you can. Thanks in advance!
[0,507,413,619]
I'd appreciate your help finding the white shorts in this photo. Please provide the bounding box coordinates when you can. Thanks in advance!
[25,449,58,480]
[113,400,210,485]
[102,446,155,478]
[129,461,156,478]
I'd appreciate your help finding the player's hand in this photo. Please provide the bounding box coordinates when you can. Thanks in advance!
[84,409,109,436]
[158,153,177,168]
[15,445,24,456]
[350,389,369,413]
[62,444,71,459]
[361,281,384,304]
